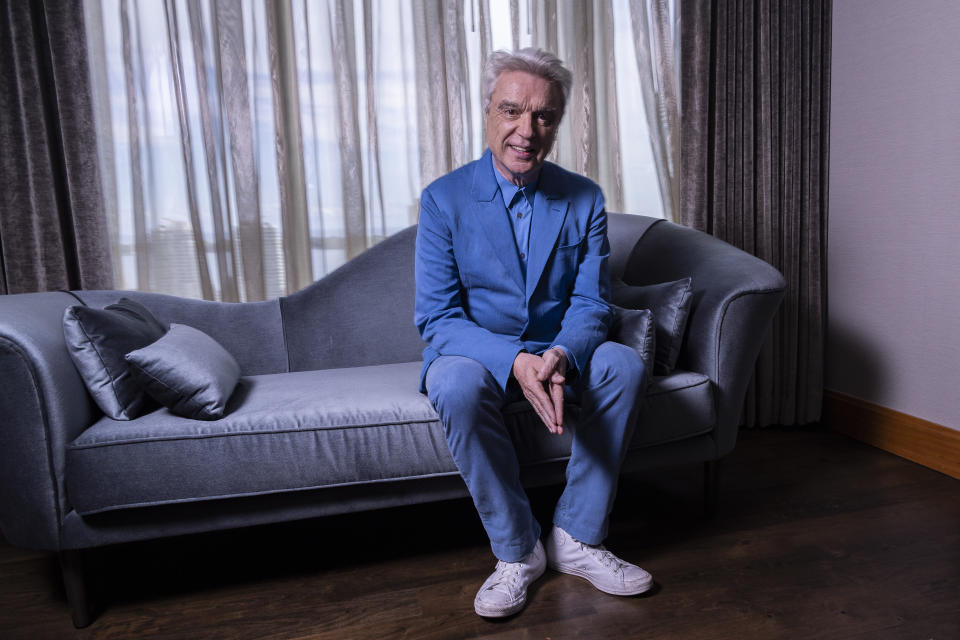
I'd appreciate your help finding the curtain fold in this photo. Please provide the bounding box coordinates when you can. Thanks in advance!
[268,0,313,293]
[412,0,474,186]
[216,1,266,301]
[679,0,831,426]
[630,0,679,221]
[527,0,624,212]
[0,0,112,294]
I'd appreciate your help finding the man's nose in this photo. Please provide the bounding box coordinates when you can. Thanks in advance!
[516,112,535,138]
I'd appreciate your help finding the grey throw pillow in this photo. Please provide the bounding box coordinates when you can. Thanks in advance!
[611,277,693,375]
[63,298,167,420]
[125,323,240,420]
[609,306,656,373]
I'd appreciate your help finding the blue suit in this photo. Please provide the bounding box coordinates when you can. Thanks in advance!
[415,151,648,561]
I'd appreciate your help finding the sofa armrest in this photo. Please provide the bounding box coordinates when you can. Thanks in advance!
[0,292,101,550]
[620,219,786,457]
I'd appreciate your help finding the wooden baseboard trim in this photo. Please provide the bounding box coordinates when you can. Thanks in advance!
[822,391,960,480]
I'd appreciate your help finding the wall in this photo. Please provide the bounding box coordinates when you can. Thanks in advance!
[828,0,960,431]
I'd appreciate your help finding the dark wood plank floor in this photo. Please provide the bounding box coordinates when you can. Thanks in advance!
[1,426,957,639]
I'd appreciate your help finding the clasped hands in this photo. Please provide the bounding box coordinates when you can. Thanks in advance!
[512,348,567,435]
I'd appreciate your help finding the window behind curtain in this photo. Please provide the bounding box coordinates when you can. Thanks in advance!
[84,0,665,301]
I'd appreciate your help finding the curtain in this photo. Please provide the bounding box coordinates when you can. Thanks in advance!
[83,0,670,302]
[630,0,680,222]
[0,0,112,294]
[679,0,831,426]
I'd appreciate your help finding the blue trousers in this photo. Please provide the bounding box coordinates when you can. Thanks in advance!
[425,341,648,562]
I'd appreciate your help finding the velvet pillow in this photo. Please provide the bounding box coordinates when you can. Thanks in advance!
[63,298,167,420]
[125,323,240,420]
[611,277,693,375]
[609,306,656,373]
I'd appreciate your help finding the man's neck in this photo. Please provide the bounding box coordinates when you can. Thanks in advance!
[491,158,542,187]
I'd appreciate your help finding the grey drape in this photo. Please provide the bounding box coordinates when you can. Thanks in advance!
[679,0,831,426]
[0,0,112,294]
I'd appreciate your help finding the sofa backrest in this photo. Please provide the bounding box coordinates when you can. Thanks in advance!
[69,215,663,377]
[278,215,664,372]
[280,226,425,372]
[73,290,288,376]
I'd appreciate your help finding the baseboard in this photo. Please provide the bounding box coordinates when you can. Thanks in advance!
[822,390,960,480]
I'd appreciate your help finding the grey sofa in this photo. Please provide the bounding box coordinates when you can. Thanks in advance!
[0,214,785,627]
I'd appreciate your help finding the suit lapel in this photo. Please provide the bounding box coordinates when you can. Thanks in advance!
[525,164,570,301]
[470,151,525,291]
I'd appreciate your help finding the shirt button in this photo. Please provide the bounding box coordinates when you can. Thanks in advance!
[517,213,523,219]
[519,253,525,259]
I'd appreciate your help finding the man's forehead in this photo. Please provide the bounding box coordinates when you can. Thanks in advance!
[492,70,563,107]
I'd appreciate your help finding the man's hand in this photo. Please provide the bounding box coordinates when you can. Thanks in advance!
[512,348,567,435]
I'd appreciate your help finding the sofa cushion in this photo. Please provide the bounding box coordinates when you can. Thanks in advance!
[125,324,241,420]
[66,363,453,515]
[634,371,715,447]
[609,306,656,372]
[65,362,715,515]
[62,298,167,420]
[611,277,693,375]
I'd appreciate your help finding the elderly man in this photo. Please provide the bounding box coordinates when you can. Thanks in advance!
[414,47,652,618]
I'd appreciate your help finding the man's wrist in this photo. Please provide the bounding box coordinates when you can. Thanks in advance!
[550,345,571,365]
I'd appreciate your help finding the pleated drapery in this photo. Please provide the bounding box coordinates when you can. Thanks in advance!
[0,0,112,294]
[679,0,831,426]
[81,0,670,302]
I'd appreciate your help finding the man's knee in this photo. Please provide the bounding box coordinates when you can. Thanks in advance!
[426,355,502,417]
[586,341,648,393]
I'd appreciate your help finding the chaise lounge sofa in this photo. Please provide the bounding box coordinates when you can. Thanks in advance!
[0,214,785,627]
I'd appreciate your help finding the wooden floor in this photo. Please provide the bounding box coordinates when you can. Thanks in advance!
[1,426,957,639]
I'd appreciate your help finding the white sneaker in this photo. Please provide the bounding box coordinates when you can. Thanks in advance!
[545,525,653,596]
[473,540,547,618]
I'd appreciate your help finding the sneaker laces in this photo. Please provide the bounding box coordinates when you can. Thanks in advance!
[579,541,628,574]
[486,560,523,593]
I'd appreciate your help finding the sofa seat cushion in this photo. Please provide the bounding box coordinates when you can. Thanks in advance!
[634,371,715,447]
[66,362,455,515]
[66,362,716,516]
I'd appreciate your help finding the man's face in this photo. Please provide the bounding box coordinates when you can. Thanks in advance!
[485,70,564,186]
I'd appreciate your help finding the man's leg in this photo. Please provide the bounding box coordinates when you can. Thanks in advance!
[425,355,541,562]
[553,340,648,542]
[547,341,653,596]
[426,355,546,617]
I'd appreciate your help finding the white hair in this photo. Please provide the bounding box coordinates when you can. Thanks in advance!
[482,47,573,114]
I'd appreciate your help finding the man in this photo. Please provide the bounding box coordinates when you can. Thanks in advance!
[414,47,652,618]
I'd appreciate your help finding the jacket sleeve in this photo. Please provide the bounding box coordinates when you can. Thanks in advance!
[414,188,523,390]
[550,188,613,376]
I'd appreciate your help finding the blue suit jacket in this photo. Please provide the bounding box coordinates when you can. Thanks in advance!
[414,150,613,392]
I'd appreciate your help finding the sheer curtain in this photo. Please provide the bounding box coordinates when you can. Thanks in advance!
[84,0,672,302]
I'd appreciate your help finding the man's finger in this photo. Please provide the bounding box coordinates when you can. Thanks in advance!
[536,349,561,382]
[549,380,564,434]
[529,385,557,431]
[523,381,559,433]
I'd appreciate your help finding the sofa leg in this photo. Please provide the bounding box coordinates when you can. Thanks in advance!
[59,549,99,628]
[704,459,721,519]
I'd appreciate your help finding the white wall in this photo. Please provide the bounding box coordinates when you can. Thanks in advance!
[828,0,960,430]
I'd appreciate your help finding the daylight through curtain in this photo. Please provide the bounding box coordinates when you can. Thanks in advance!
[84,0,671,302]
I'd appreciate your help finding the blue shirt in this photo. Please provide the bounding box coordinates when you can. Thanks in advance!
[493,157,539,273]
[491,157,571,368]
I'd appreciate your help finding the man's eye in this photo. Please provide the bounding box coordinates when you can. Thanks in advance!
[536,112,557,126]
[500,107,520,118]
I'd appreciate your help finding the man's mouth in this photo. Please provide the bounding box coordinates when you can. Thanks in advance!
[509,144,535,157]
